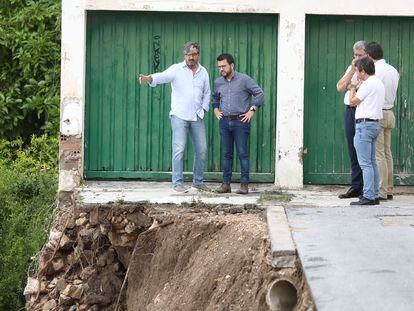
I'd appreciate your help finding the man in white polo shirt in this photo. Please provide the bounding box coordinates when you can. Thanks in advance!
[348,57,385,205]
[365,42,399,201]
[138,42,211,192]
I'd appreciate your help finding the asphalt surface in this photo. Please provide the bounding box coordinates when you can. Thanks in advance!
[287,206,414,311]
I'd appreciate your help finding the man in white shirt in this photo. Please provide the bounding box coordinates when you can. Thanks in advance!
[336,41,366,199]
[138,42,211,192]
[366,42,399,201]
[348,57,385,205]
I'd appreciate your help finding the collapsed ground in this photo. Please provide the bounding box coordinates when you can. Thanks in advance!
[26,201,313,311]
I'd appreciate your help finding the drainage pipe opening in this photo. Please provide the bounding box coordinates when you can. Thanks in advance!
[266,279,298,311]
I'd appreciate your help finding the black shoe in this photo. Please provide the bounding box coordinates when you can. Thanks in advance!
[379,197,388,201]
[339,188,362,199]
[350,197,376,205]
[374,198,380,205]
[387,195,394,200]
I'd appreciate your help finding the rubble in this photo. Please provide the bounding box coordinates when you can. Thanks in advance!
[26,202,151,311]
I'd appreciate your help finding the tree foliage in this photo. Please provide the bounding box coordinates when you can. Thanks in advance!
[0,0,61,140]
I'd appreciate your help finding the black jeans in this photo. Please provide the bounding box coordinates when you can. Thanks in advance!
[344,106,363,191]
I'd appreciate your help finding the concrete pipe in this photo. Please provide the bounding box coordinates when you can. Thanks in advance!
[266,278,299,311]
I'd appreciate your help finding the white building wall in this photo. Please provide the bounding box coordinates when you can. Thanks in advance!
[61,0,414,191]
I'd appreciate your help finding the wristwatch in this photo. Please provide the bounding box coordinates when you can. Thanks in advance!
[249,106,257,112]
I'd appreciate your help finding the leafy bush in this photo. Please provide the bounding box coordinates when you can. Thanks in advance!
[0,134,58,310]
[0,0,61,139]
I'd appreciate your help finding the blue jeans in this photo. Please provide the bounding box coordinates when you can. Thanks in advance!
[219,119,250,184]
[354,121,381,200]
[345,106,363,191]
[170,115,207,186]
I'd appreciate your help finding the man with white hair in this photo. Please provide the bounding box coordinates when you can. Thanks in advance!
[336,40,367,199]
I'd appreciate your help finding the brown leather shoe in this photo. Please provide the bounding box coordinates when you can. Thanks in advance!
[235,183,249,195]
[216,183,231,193]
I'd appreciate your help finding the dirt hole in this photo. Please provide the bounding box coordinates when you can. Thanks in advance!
[26,202,313,311]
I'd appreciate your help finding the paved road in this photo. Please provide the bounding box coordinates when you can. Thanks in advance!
[287,206,414,311]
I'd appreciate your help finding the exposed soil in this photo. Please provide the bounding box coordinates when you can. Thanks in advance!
[26,202,313,311]
[127,205,271,311]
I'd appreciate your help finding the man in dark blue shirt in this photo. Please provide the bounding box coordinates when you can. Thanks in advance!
[213,53,265,194]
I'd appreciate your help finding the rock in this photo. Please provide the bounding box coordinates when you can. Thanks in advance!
[120,233,136,246]
[106,248,116,264]
[60,213,75,229]
[111,216,127,230]
[73,279,82,285]
[110,262,121,272]
[59,293,73,306]
[56,279,67,292]
[59,234,73,249]
[68,305,78,311]
[62,284,83,300]
[83,294,112,306]
[42,299,57,311]
[76,217,88,226]
[52,258,65,272]
[80,266,96,280]
[124,221,137,234]
[100,223,111,235]
[89,207,99,226]
[24,277,46,295]
[100,274,122,295]
[48,229,73,249]
[127,212,152,228]
[96,254,107,267]
[78,228,95,249]
[47,282,56,290]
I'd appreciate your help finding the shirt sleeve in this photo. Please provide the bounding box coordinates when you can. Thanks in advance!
[245,76,265,108]
[212,81,220,109]
[202,71,211,112]
[355,81,369,102]
[149,64,177,87]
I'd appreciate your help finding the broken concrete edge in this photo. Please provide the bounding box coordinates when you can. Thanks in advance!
[266,205,297,268]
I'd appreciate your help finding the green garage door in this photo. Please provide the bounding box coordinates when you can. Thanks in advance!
[85,11,277,181]
[304,15,414,185]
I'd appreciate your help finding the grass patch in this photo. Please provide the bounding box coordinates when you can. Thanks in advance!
[258,189,294,203]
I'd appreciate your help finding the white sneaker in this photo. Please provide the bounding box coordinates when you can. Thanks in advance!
[173,184,189,193]
[192,183,211,192]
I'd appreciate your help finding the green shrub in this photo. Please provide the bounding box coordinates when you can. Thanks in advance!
[0,135,58,310]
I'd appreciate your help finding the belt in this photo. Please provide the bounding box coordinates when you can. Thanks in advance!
[355,118,379,123]
[383,108,393,110]
[222,115,241,120]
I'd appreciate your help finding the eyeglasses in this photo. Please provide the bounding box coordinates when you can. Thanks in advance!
[354,53,365,57]
[185,52,199,57]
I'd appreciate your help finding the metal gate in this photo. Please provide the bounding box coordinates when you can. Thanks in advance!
[304,15,414,185]
[85,11,277,181]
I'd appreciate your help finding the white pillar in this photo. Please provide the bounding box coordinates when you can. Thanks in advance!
[275,12,306,189]
[59,0,86,191]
